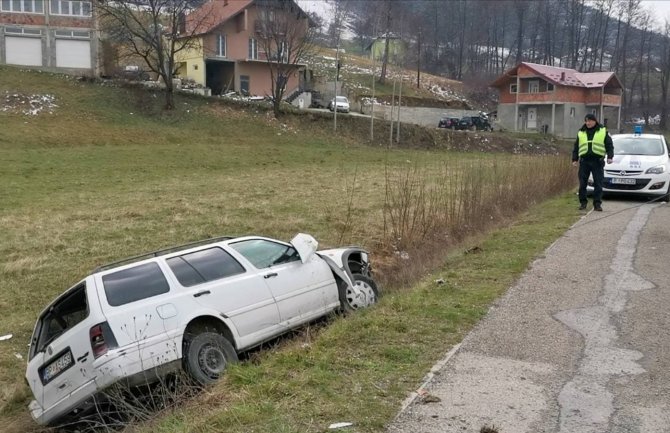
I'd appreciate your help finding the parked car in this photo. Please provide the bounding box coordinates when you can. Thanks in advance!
[438,116,460,129]
[310,91,325,108]
[25,233,379,426]
[328,96,350,113]
[457,116,493,131]
[587,132,670,201]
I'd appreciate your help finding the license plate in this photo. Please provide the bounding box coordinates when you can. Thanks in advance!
[41,350,73,384]
[611,178,636,185]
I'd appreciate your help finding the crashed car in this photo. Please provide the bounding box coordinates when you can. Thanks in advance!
[25,234,378,425]
[587,132,670,201]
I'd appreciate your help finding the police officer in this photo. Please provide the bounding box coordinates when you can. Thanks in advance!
[572,113,614,211]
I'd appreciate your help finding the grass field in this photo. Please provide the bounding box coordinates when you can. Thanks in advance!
[0,65,580,432]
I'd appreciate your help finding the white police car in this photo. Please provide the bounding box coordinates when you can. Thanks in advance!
[590,131,670,201]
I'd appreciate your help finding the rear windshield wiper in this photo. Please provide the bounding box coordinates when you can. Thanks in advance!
[37,330,65,355]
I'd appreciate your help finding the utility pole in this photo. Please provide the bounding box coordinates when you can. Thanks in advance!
[370,53,376,142]
[396,73,402,143]
[334,43,339,132]
[389,75,396,147]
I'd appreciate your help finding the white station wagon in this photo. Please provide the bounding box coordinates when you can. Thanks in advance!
[25,234,379,426]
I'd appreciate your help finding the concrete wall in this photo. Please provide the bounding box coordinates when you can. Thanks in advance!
[236,61,299,97]
[361,105,481,128]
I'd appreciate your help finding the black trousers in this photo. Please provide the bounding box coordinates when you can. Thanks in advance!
[578,157,605,205]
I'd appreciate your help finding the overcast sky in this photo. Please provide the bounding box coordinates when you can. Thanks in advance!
[641,0,670,28]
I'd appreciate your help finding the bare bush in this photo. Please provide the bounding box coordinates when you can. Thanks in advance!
[379,155,574,288]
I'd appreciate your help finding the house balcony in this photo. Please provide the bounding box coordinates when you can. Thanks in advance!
[514,92,560,103]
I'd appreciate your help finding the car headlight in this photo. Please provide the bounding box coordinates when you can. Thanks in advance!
[645,165,666,174]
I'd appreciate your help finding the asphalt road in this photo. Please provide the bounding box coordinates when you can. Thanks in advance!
[387,200,670,433]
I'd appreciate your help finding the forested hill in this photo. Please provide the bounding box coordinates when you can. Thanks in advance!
[317,0,670,125]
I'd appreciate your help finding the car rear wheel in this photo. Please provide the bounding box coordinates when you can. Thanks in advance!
[339,273,379,313]
[184,332,238,385]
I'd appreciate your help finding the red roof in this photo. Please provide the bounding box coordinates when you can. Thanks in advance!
[185,0,253,36]
[491,62,622,89]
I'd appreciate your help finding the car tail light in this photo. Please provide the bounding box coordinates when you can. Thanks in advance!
[90,322,117,358]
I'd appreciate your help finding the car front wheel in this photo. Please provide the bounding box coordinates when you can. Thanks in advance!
[340,273,379,313]
[184,332,238,385]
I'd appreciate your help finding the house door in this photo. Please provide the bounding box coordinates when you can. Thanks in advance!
[240,75,250,96]
[527,108,537,129]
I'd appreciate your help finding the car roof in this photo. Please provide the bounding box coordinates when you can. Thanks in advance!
[93,235,291,275]
[611,133,665,140]
[94,235,237,273]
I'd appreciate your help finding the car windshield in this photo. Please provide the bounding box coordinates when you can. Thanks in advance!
[335,97,348,103]
[613,137,665,156]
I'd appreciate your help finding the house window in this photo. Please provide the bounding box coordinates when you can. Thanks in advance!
[529,80,539,93]
[272,41,288,62]
[570,107,575,118]
[510,84,518,94]
[50,0,91,16]
[216,34,226,57]
[55,30,90,39]
[547,83,554,91]
[2,0,44,13]
[259,8,275,22]
[248,37,258,59]
[5,26,42,35]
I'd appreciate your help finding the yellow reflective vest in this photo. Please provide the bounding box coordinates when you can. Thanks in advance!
[577,128,607,157]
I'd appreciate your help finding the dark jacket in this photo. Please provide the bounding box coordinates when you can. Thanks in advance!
[572,123,614,161]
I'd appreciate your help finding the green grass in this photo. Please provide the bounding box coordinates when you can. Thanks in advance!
[0,65,580,432]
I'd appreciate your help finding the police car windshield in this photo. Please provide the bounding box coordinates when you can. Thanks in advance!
[613,138,664,156]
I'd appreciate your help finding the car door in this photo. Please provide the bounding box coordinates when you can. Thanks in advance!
[164,246,281,344]
[229,238,336,326]
[95,261,189,370]
[26,279,101,416]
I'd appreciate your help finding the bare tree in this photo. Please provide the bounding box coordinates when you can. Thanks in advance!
[379,0,393,84]
[513,0,526,65]
[255,0,316,118]
[98,0,215,110]
[660,20,670,129]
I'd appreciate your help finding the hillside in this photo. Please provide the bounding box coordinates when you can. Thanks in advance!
[309,46,497,111]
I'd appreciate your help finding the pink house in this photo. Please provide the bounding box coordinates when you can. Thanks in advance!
[178,0,311,97]
[490,62,623,138]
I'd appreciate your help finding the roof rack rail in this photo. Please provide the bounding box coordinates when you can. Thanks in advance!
[94,235,236,273]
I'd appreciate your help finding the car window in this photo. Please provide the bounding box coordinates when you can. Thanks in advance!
[32,283,88,357]
[230,239,300,269]
[102,262,170,306]
[336,96,348,102]
[166,247,245,287]
[613,138,665,156]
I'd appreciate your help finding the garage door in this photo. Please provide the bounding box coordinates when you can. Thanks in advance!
[5,36,42,66]
[55,39,91,69]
